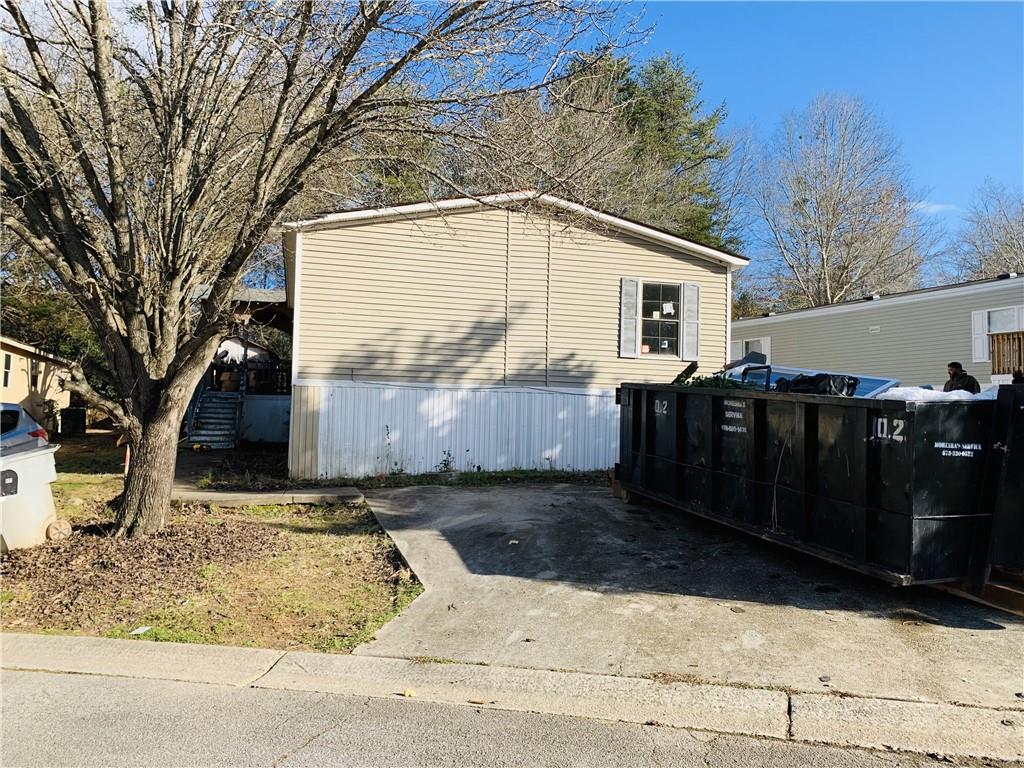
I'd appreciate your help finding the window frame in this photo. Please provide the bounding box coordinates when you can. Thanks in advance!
[731,337,771,363]
[2,353,10,388]
[972,304,1024,363]
[620,277,702,361]
[638,280,683,359]
[30,359,41,390]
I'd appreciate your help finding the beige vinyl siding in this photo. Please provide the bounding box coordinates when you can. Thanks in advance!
[732,279,1024,389]
[506,213,550,385]
[294,208,731,389]
[298,208,509,384]
[548,224,727,388]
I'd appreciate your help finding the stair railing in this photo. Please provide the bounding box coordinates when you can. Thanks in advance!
[186,367,211,442]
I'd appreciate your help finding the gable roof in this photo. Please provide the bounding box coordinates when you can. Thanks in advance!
[283,191,749,269]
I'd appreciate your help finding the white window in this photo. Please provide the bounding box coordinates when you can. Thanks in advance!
[972,305,1024,362]
[2,354,10,388]
[730,337,771,363]
[30,360,40,390]
[620,279,700,360]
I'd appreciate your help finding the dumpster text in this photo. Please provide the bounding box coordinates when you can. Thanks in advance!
[933,441,982,458]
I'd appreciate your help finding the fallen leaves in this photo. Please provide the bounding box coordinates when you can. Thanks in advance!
[0,505,283,631]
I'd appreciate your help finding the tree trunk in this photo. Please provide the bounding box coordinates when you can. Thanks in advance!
[115,403,186,537]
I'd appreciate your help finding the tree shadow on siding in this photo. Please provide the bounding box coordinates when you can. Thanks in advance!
[312,305,611,474]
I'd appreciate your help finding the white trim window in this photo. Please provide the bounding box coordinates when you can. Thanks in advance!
[730,337,771,363]
[972,305,1024,362]
[2,353,10,388]
[620,278,701,360]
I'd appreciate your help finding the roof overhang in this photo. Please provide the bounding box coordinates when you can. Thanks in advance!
[733,274,1024,327]
[0,335,72,367]
[283,191,749,270]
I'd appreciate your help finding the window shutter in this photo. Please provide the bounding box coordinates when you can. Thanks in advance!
[971,310,988,362]
[619,278,640,358]
[761,336,772,363]
[729,341,742,361]
[682,283,700,360]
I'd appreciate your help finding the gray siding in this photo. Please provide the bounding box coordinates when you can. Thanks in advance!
[732,279,1024,389]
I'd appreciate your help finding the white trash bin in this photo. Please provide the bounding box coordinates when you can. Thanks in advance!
[0,444,62,553]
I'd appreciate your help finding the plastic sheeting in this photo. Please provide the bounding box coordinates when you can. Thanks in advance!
[875,386,999,401]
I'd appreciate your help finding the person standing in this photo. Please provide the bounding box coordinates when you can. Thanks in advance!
[943,362,981,394]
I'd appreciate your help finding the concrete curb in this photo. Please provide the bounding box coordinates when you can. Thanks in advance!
[1,634,282,688]
[171,486,364,506]
[4,638,1019,757]
[791,693,1024,763]
[255,652,788,739]
[3,633,1021,761]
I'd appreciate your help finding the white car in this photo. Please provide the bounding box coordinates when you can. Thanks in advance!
[0,403,50,456]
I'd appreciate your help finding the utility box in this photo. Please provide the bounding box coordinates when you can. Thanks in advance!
[616,383,1015,585]
[0,444,62,553]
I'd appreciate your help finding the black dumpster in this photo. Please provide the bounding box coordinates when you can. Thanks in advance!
[616,383,1013,585]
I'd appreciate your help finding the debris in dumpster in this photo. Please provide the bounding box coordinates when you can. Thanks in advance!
[875,386,1000,401]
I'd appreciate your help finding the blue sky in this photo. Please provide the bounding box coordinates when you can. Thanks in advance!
[638,1,1024,236]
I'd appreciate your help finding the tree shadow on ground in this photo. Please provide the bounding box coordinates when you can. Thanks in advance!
[369,484,1017,632]
[54,432,124,475]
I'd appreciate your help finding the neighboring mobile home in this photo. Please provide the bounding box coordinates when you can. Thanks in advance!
[0,335,71,431]
[283,192,748,478]
[731,273,1024,390]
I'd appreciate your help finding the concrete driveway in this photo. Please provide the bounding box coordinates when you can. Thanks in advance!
[359,485,1024,712]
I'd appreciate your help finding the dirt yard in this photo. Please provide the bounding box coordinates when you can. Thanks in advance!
[1,501,420,651]
[2,433,421,651]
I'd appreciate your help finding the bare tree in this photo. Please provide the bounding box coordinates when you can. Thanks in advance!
[754,94,937,308]
[1,0,624,536]
[954,181,1024,279]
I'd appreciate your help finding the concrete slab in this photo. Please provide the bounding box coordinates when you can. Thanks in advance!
[0,633,282,687]
[256,651,789,738]
[171,487,364,506]
[360,485,1024,711]
[791,693,1024,762]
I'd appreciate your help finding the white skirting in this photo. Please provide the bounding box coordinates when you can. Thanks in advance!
[289,380,620,479]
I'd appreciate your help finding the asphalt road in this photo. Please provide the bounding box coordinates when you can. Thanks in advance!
[0,669,990,768]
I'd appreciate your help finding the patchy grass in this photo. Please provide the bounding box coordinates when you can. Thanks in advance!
[50,473,123,526]
[197,447,609,491]
[54,431,124,474]
[49,431,125,525]
[1,502,422,653]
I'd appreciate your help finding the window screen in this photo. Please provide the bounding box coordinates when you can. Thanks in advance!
[640,283,680,356]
